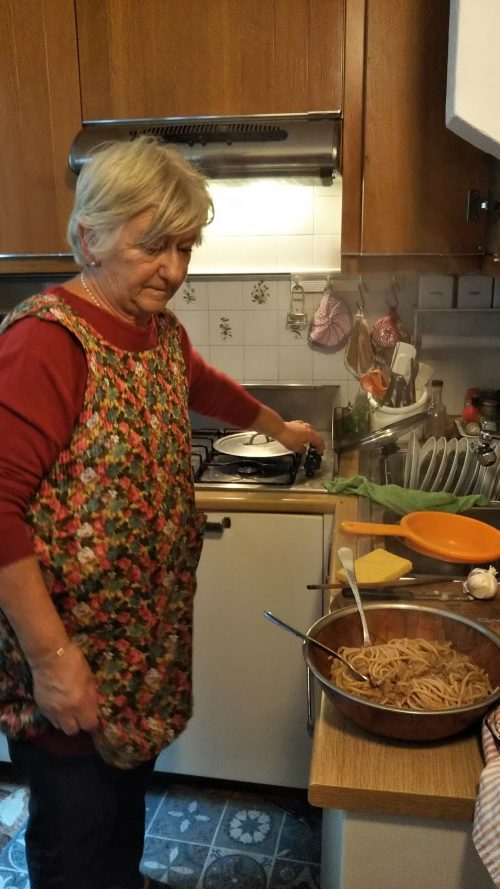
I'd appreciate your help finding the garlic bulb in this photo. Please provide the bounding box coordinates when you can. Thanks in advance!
[463,566,498,600]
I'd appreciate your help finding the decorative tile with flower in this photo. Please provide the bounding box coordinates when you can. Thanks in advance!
[182,282,197,304]
[251,280,270,306]
[219,317,232,340]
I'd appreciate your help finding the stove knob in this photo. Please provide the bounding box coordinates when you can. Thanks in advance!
[304,445,322,477]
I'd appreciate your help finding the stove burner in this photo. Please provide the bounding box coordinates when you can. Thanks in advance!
[190,424,332,489]
[229,460,290,478]
[234,461,262,477]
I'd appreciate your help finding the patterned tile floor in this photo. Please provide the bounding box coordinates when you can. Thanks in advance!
[0,765,321,888]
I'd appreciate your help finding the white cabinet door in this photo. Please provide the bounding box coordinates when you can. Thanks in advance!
[156,511,328,787]
[447,0,500,159]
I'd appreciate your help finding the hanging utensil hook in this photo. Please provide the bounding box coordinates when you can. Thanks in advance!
[357,277,367,310]
[389,275,401,307]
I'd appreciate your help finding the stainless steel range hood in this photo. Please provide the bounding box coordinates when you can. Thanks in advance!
[68,112,341,182]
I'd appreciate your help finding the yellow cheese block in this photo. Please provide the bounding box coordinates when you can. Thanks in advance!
[336,549,413,585]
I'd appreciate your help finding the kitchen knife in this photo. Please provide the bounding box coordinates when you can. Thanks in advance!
[307,575,466,590]
[341,588,473,601]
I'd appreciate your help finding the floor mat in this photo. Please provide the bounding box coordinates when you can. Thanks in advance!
[0,769,321,888]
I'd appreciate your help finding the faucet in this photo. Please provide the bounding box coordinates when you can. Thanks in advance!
[477,428,500,466]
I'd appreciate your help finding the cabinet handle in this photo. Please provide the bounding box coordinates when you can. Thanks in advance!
[204,517,232,537]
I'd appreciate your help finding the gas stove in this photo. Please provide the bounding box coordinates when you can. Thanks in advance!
[190,384,338,492]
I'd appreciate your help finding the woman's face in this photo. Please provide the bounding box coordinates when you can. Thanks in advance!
[84,211,197,325]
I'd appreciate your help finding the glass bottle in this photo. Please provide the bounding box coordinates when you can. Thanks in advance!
[423,379,448,439]
[479,394,498,434]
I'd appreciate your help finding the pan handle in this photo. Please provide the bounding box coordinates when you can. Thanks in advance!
[340,520,405,538]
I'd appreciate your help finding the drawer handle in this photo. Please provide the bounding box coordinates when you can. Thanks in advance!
[204,517,231,537]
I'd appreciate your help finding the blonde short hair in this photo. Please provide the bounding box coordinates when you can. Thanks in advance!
[67,135,214,265]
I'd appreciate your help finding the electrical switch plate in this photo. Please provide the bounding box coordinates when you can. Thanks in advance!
[417,275,454,309]
[456,275,493,308]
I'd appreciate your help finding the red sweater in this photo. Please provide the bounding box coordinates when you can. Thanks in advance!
[0,286,260,570]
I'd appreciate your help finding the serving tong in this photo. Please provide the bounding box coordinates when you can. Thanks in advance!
[263,610,371,683]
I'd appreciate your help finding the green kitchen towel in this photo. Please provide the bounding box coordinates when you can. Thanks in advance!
[323,475,490,516]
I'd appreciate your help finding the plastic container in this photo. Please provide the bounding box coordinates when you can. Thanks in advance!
[367,388,428,442]
[417,275,454,309]
[457,275,493,308]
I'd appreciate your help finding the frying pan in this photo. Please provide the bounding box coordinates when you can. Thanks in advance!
[340,511,500,563]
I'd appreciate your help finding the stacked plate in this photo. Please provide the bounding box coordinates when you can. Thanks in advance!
[403,430,500,499]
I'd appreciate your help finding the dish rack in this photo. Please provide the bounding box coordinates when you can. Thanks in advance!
[378,434,500,501]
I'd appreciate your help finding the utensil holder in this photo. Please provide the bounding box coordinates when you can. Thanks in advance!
[368,389,428,442]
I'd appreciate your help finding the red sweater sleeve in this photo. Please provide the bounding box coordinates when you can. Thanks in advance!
[179,326,261,429]
[0,317,88,567]
[0,293,261,568]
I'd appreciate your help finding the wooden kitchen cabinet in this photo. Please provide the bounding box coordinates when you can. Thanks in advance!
[341,0,494,274]
[75,0,344,119]
[0,0,81,257]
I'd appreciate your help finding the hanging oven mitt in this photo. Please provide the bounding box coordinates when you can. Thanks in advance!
[344,305,374,378]
[371,303,400,350]
[371,295,411,350]
[308,283,352,349]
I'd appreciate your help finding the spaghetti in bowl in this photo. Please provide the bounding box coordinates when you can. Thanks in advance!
[304,604,500,741]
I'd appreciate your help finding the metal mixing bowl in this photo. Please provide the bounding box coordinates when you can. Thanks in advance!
[304,604,500,741]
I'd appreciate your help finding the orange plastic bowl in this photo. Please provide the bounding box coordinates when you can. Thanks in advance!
[341,511,500,563]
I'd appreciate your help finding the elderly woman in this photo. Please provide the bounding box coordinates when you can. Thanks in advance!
[0,136,324,889]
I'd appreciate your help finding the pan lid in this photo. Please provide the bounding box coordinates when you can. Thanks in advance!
[214,431,294,458]
[335,411,428,454]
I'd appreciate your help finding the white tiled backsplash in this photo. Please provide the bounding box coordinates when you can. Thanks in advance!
[1,270,500,416]
[171,273,500,415]
[188,178,343,274]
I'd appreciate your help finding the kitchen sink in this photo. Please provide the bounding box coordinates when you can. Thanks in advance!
[358,444,500,577]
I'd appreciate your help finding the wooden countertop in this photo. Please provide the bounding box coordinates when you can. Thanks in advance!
[308,448,500,821]
[195,488,338,514]
[309,696,485,821]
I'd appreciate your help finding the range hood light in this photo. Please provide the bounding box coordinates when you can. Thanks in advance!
[68,112,342,183]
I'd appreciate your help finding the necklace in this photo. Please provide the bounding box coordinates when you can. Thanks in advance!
[80,272,102,309]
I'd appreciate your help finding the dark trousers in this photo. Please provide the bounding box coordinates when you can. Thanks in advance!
[8,738,156,889]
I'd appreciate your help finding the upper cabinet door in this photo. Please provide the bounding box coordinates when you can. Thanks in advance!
[446,0,500,161]
[0,0,81,254]
[76,0,344,119]
[341,0,492,272]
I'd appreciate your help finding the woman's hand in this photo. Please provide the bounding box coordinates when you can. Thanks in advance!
[0,556,100,736]
[273,420,325,454]
[253,406,325,454]
[31,642,100,736]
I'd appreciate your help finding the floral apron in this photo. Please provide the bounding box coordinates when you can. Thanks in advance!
[0,293,206,768]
